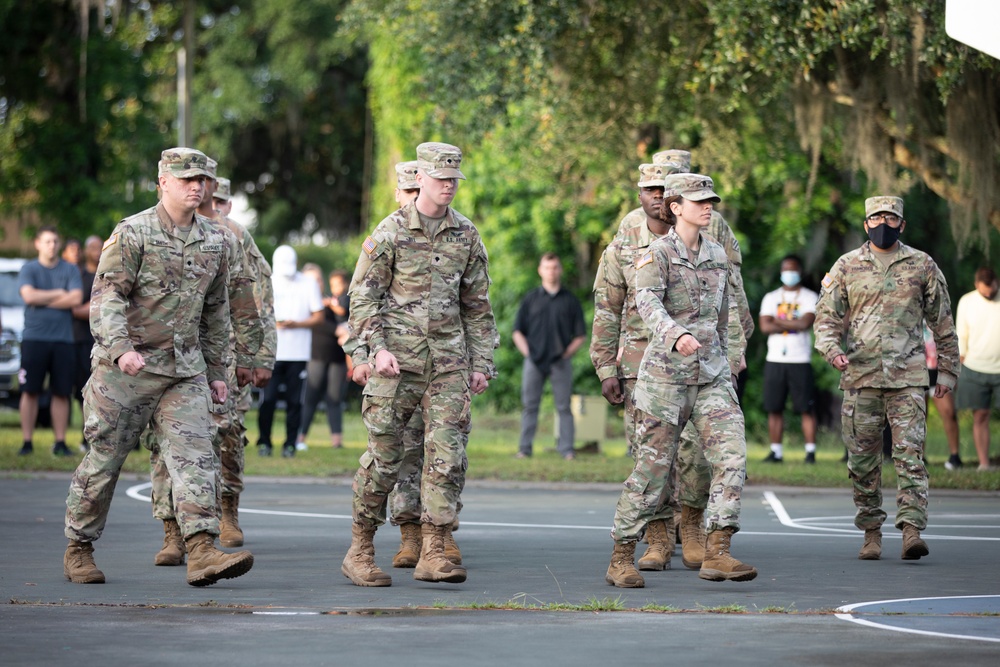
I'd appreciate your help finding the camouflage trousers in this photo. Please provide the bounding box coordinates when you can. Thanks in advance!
[613,376,746,543]
[623,378,712,521]
[388,406,467,525]
[65,365,219,542]
[353,366,470,530]
[842,386,928,531]
[147,397,246,520]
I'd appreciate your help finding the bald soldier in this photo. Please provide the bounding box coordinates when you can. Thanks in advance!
[64,147,254,587]
[343,143,497,587]
[814,195,958,561]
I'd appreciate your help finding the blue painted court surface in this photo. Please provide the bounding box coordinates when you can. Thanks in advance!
[2,475,998,665]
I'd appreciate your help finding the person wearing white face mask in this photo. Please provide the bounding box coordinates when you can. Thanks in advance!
[257,245,324,458]
[758,254,819,463]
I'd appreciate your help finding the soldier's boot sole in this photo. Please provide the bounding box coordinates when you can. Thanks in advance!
[413,562,467,583]
[698,565,758,582]
[187,552,254,587]
[340,563,392,587]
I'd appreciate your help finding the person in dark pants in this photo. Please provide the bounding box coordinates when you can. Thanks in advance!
[17,226,82,456]
[257,245,324,458]
[513,252,586,460]
[70,236,102,452]
[297,268,350,450]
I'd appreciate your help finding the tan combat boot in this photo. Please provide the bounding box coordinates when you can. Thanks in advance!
[901,523,929,560]
[342,523,392,586]
[443,526,463,565]
[637,519,672,571]
[392,523,422,568]
[64,540,105,584]
[680,505,707,570]
[185,532,254,587]
[858,528,882,560]
[154,518,186,566]
[220,494,244,548]
[605,541,644,588]
[414,523,467,583]
[699,527,758,582]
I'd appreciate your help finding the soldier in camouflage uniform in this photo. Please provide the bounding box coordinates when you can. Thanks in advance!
[342,143,497,587]
[593,151,751,574]
[146,165,276,566]
[63,148,255,587]
[606,173,755,588]
[814,196,958,561]
[344,162,466,570]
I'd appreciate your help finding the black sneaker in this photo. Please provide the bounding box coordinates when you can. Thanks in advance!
[52,441,74,457]
[762,451,783,463]
[281,444,296,458]
[805,451,816,464]
[944,454,963,471]
[258,443,273,457]
[18,441,33,456]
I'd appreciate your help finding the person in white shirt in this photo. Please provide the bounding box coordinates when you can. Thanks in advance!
[758,254,820,463]
[955,266,1000,471]
[257,245,324,458]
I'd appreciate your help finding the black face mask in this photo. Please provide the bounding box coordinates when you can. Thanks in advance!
[867,223,900,250]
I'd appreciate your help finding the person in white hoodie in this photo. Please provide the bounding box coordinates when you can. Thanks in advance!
[257,245,324,457]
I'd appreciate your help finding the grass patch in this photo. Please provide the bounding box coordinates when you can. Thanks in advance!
[2,403,998,491]
[698,603,748,614]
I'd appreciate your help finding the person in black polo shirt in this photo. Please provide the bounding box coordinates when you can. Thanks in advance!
[513,252,586,460]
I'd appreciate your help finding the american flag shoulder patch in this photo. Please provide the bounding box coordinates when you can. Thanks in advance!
[821,273,833,288]
[635,251,654,269]
[103,233,118,251]
[362,236,377,255]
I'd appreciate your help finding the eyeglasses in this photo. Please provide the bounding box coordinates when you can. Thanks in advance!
[867,213,902,227]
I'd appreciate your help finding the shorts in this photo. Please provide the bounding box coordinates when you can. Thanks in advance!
[763,361,816,414]
[19,340,76,396]
[955,365,1000,411]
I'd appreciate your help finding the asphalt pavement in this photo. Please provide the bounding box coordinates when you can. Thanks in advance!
[2,473,998,666]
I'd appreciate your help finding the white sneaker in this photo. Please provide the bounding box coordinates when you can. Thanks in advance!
[296,442,308,452]
[977,464,996,472]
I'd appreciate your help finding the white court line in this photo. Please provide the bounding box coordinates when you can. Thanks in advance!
[125,483,999,539]
[835,595,1000,644]
[762,491,1000,541]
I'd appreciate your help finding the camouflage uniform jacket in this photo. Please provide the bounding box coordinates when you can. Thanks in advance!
[592,210,749,382]
[633,227,734,395]
[591,215,665,382]
[90,202,232,384]
[349,202,497,378]
[814,241,959,391]
[219,215,276,371]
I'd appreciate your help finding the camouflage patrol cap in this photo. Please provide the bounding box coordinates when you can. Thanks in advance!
[637,163,667,188]
[395,161,420,190]
[416,142,466,180]
[652,149,692,173]
[158,147,213,179]
[663,172,721,203]
[865,196,903,219]
[213,177,232,201]
[205,157,218,180]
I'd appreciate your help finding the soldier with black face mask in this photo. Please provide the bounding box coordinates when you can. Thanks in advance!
[814,196,959,563]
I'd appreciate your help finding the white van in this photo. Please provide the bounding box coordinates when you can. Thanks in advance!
[0,258,29,405]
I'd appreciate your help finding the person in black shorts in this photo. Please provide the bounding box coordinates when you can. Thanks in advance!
[758,255,819,463]
[17,226,82,456]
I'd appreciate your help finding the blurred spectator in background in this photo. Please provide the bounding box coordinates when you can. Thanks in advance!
[758,254,819,463]
[922,324,962,469]
[257,247,324,458]
[61,238,81,266]
[955,267,1000,471]
[296,266,350,450]
[70,236,102,452]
